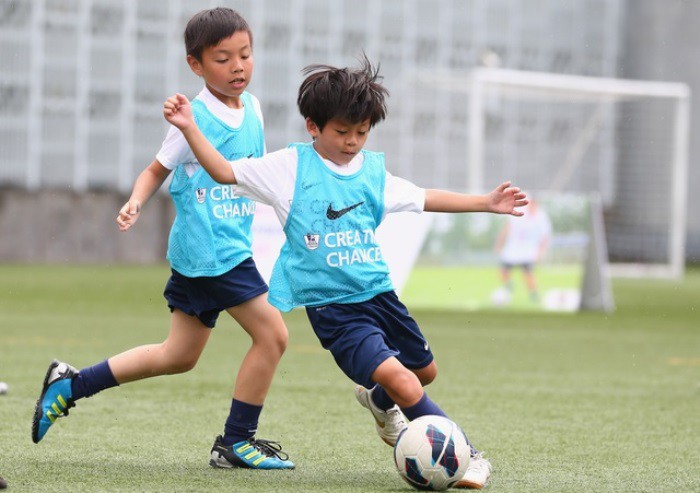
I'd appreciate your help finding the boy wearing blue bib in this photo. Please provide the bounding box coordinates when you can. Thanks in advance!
[32,8,293,470]
[164,56,529,488]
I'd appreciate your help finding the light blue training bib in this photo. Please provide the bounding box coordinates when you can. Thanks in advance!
[268,142,394,311]
[167,93,264,277]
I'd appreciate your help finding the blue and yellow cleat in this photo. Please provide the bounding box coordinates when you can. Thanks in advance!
[210,435,295,470]
[32,360,78,443]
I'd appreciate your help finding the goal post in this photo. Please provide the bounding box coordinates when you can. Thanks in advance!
[465,68,690,279]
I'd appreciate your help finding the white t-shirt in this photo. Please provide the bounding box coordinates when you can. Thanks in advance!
[500,205,552,264]
[155,87,265,177]
[230,147,426,225]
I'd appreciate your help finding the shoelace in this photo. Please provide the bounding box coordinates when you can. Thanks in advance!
[248,439,290,461]
[53,366,77,418]
[386,408,406,428]
[468,452,491,472]
[58,401,75,418]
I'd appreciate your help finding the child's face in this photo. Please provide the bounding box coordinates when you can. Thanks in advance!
[306,118,371,165]
[187,30,253,108]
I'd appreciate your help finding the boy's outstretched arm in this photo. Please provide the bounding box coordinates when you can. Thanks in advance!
[163,93,237,184]
[424,181,528,215]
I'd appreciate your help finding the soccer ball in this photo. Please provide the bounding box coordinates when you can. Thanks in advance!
[394,415,470,491]
[490,287,512,307]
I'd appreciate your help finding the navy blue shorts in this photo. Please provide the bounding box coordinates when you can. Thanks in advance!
[501,262,533,272]
[305,291,434,388]
[164,257,268,328]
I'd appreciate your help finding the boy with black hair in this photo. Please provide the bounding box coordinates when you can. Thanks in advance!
[495,197,551,304]
[163,55,528,488]
[32,7,294,470]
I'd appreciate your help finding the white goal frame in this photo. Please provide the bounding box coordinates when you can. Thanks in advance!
[466,68,691,279]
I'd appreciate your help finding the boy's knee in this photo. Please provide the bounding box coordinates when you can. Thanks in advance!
[257,325,288,356]
[165,355,198,374]
[415,362,438,386]
[419,373,436,386]
[279,331,289,353]
[384,370,423,406]
[271,330,288,356]
[386,368,421,394]
[277,326,289,348]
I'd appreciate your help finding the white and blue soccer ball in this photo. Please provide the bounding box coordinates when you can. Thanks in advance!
[394,415,470,491]
[490,287,512,307]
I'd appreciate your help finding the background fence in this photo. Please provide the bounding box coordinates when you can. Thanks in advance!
[1,0,699,265]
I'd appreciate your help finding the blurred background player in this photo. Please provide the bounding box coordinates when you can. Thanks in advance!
[162,55,529,489]
[31,7,293,470]
[494,197,551,304]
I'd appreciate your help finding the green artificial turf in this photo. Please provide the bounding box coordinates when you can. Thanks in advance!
[402,265,583,312]
[0,264,698,492]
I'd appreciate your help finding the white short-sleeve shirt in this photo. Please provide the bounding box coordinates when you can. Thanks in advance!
[229,147,426,225]
[155,87,265,177]
[500,205,552,264]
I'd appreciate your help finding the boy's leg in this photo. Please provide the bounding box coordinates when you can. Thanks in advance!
[225,295,287,410]
[32,310,210,443]
[370,357,437,413]
[107,309,210,383]
[353,293,436,446]
[208,294,293,470]
[500,265,514,291]
[371,358,492,490]
[522,266,539,302]
[356,357,429,447]
[354,385,407,446]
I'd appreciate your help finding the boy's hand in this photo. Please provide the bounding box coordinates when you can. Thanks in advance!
[116,199,142,232]
[163,93,194,131]
[489,181,529,216]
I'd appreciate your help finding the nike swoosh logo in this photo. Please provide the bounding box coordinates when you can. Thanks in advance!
[326,201,364,220]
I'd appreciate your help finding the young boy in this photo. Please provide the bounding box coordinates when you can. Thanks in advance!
[32,7,294,470]
[163,56,528,488]
[495,197,551,303]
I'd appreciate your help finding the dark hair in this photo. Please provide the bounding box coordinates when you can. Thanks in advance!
[297,54,388,130]
[184,7,253,61]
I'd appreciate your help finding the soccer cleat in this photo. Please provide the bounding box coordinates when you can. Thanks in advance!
[354,385,407,447]
[454,452,492,489]
[209,435,295,470]
[32,360,78,443]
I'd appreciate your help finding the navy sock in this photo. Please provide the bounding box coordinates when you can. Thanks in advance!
[70,360,119,401]
[400,392,447,421]
[402,393,477,455]
[222,399,262,446]
[370,385,396,411]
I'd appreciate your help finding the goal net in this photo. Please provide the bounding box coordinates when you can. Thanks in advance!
[461,68,690,278]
